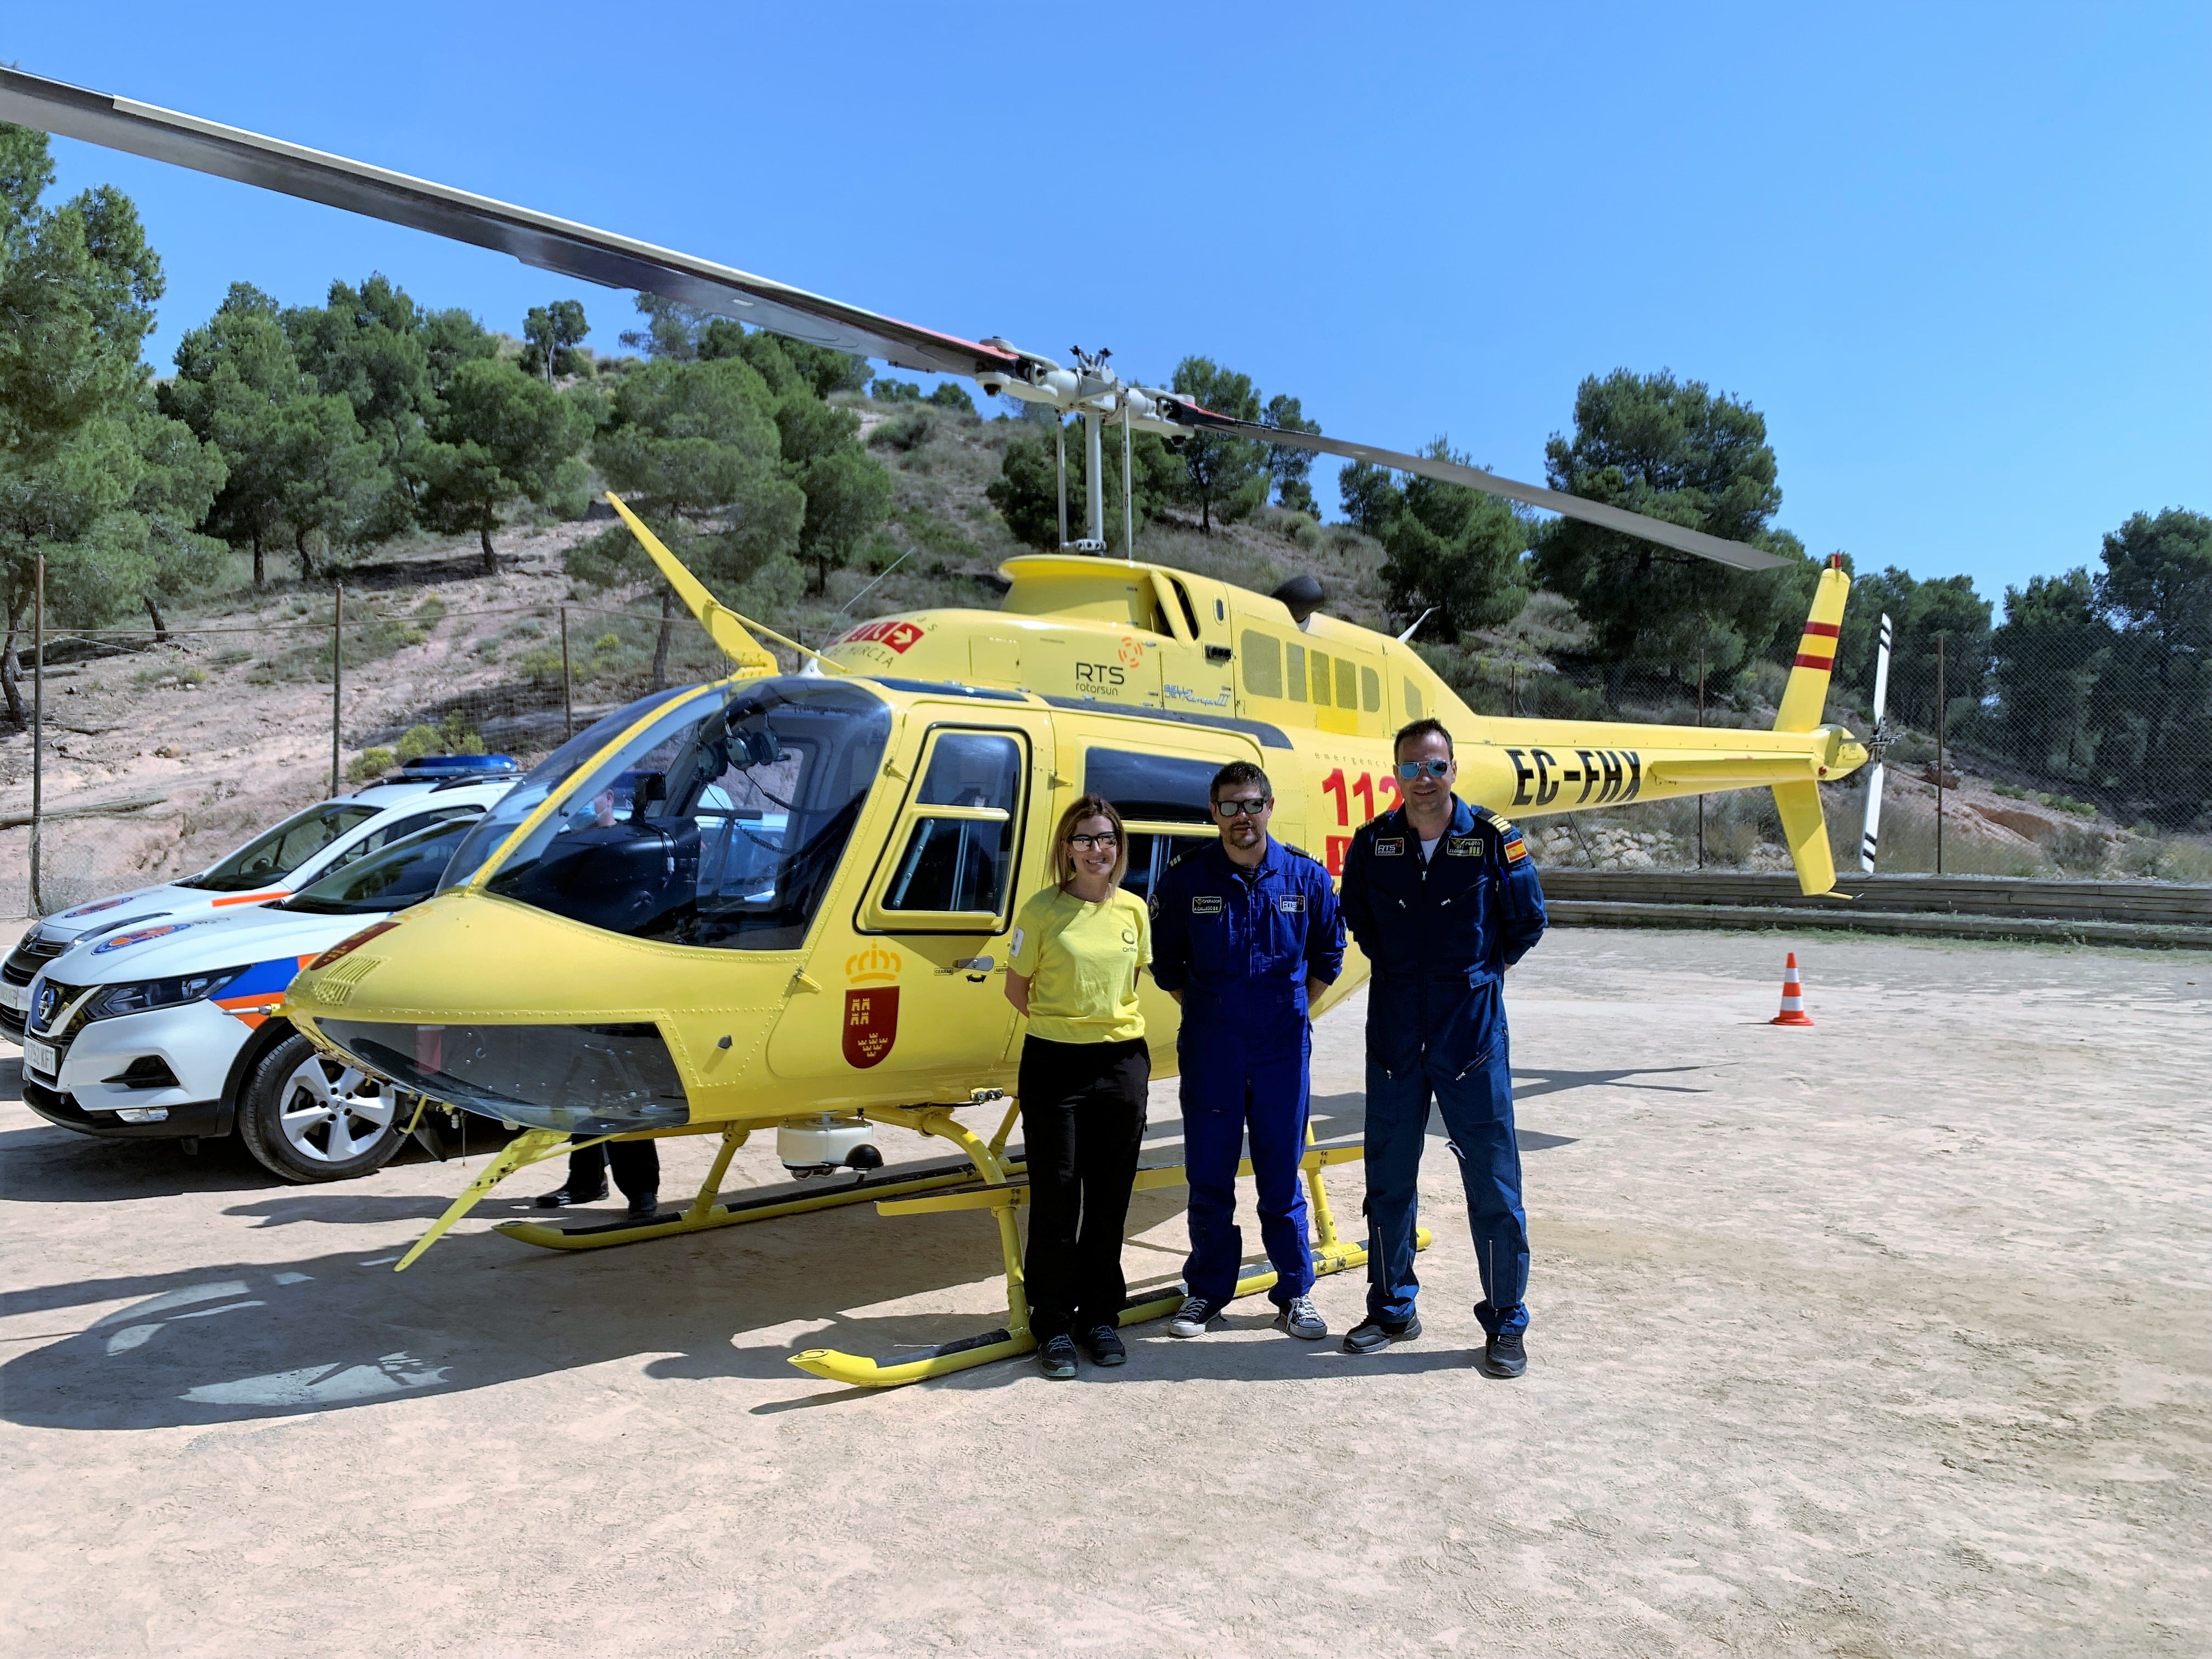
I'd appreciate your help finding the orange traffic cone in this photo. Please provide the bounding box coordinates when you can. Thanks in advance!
[1770,952,1815,1026]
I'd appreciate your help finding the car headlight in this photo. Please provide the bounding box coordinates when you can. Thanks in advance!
[87,967,249,1022]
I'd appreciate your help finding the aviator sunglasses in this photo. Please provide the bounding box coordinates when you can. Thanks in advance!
[1395,760,1453,780]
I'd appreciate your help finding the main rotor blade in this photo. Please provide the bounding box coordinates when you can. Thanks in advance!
[1172,410,1793,572]
[0,66,1020,381]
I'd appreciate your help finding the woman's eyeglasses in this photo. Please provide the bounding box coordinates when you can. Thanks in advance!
[1212,798,1271,817]
[1395,760,1452,780]
[1067,832,1120,851]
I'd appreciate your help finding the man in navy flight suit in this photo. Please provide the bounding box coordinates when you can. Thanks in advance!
[1150,760,1346,1342]
[1339,718,1548,1377]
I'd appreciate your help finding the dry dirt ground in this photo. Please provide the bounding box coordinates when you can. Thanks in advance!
[0,927,2205,1657]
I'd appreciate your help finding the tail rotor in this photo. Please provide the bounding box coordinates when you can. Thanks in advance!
[1858,613,1893,873]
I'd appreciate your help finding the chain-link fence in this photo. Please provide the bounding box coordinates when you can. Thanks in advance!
[7,564,2208,917]
[1,573,757,917]
[1424,606,2212,883]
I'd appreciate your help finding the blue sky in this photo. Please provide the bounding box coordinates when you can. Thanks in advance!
[13,3,2207,610]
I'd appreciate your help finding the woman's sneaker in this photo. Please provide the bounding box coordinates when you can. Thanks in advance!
[1273,1295,1327,1340]
[1078,1324,1127,1366]
[1036,1334,1079,1379]
[1165,1296,1221,1338]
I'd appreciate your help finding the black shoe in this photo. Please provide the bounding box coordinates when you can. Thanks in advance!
[625,1192,659,1220]
[534,1182,608,1209]
[1480,1329,1528,1379]
[1077,1324,1127,1367]
[1037,1334,1079,1379]
[1341,1314,1422,1355]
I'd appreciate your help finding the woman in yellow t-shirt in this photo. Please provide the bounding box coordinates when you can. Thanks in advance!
[1005,792,1153,1379]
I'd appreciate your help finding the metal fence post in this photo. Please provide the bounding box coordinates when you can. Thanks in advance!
[29,553,43,916]
[1935,634,1946,876]
[1695,656,1706,870]
[560,604,573,740]
[331,583,343,797]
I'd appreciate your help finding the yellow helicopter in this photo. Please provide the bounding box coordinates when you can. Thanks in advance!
[2,67,1881,1387]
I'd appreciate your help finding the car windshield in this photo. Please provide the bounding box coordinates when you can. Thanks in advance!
[277,818,480,916]
[438,685,697,894]
[178,803,383,892]
[483,677,890,951]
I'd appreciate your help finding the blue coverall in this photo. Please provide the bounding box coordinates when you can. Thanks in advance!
[1338,798,1547,1335]
[1150,837,1346,1309]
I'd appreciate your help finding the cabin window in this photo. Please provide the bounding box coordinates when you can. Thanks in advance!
[883,731,1024,918]
[1166,577,1202,640]
[1242,631,1283,698]
[1310,650,1333,707]
[1362,666,1381,713]
[1403,680,1424,719]
[1086,749,1222,825]
[1284,642,1308,703]
[1118,828,1218,909]
[1336,658,1359,710]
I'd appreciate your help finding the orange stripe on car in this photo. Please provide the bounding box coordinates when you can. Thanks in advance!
[211,890,289,907]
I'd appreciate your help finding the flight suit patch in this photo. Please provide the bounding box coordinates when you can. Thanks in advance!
[1502,832,1530,864]
[1375,838,1405,856]
[1277,894,1304,912]
[1191,895,1224,914]
[1446,836,1481,856]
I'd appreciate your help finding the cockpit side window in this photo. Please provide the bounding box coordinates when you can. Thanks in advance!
[481,679,891,952]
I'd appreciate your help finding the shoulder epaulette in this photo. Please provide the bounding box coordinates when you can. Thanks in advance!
[1165,847,1198,870]
[1280,842,1317,864]
[1470,805,1516,837]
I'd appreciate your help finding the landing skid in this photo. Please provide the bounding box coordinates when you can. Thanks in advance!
[789,1139,1432,1389]
[394,1095,1029,1271]
[494,1150,1018,1252]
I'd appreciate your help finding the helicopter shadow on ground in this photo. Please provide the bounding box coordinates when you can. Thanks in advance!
[0,1187,1148,1430]
[0,1062,1714,1427]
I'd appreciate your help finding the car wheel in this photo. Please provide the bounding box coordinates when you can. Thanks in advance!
[238,1032,405,1183]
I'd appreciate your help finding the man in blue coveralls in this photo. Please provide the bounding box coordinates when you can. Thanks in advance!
[1338,718,1548,1377]
[1150,760,1346,1342]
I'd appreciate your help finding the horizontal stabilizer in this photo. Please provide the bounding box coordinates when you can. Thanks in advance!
[1645,754,1818,788]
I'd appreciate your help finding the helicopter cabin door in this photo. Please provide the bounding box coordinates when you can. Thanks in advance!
[768,711,1048,1098]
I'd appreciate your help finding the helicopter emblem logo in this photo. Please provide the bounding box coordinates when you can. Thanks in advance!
[842,944,902,1069]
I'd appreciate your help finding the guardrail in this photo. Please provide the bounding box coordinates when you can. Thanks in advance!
[1535,871,2212,949]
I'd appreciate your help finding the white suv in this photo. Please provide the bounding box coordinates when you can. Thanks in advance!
[16,776,515,1182]
[2,755,517,1043]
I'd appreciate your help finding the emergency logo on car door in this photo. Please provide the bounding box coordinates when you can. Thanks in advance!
[843,943,902,1068]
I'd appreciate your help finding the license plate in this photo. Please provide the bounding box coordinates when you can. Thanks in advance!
[0,980,25,1012]
[23,1037,58,1077]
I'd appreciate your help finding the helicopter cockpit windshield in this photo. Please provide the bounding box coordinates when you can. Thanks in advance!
[472,678,890,951]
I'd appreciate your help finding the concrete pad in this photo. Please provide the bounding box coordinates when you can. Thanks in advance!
[2,928,2205,1656]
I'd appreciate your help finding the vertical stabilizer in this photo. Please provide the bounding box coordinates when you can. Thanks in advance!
[1774,559,1852,733]
[1771,780,1838,896]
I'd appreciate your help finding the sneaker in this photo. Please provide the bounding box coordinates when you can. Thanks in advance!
[1164,1296,1221,1338]
[1078,1324,1127,1367]
[1273,1295,1327,1341]
[1341,1313,1423,1355]
[1036,1334,1079,1379]
[1479,1329,1527,1379]
[533,1182,608,1209]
